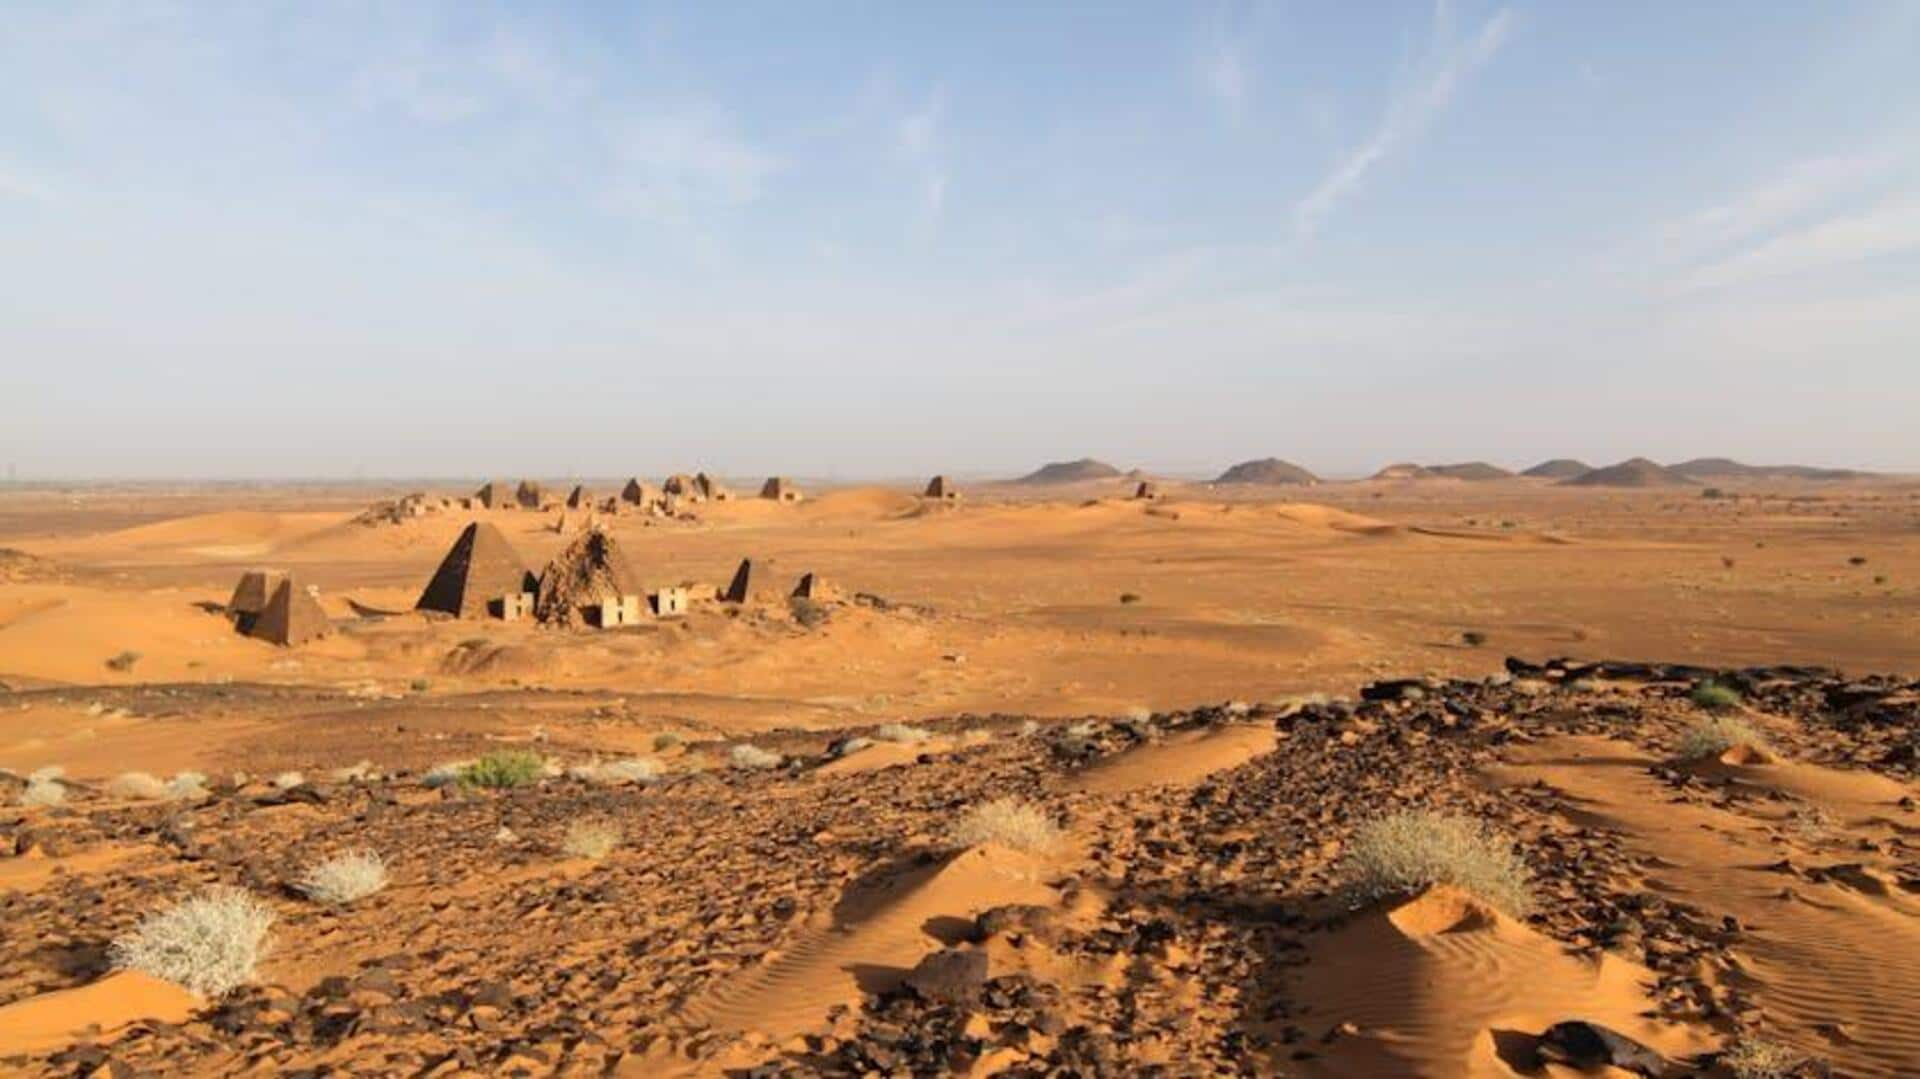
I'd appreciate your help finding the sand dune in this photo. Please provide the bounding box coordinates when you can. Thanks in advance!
[1294,885,1709,1077]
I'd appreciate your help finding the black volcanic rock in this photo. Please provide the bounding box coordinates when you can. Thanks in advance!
[1214,458,1320,485]
[1014,458,1123,485]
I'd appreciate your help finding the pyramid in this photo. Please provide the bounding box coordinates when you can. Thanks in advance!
[761,476,801,501]
[534,527,643,627]
[245,579,330,647]
[924,475,958,499]
[227,569,286,617]
[791,572,835,601]
[515,480,544,509]
[566,484,593,509]
[416,522,537,619]
[722,558,756,603]
[620,478,650,505]
[473,481,510,508]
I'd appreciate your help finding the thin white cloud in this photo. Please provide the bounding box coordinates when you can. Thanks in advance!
[1677,196,1920,293]
[1293,4,1513,235]
[1660,151,1897,257]
[897,90,948,229]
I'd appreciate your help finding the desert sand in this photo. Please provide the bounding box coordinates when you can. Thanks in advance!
[2,472,1917,1075]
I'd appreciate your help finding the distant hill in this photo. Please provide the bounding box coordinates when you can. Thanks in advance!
[1014,458,1123,485]
[1560,457,1692,488]
[1522,458,1592,480]
[1371,462,1434,480]
[1427,461,1514,481]
[1669,457,1872,482]
[1213,458,1320,485]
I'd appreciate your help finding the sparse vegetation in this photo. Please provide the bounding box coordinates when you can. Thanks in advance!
[728,744,784,770]
[652,732,684,752]
[105,650,142,672]
[460,750,545,789]
[1340,810,1532,916]
[1677,715,1768,761]
[422,761,469,788]
[1847,555,1867,566]
[1689,680,1743,711]
[110,887,276,998]
[1460,630,1488,648]
[950,797,1064,854]
[408,678,430,693]
[166,771,210,801]
[562,819,621,860]
[108,771,170,800]
[569,757,664,785]
[1119,592,1141,604]
[295,850,389,905]
[1721,1038,1810,1079]
[19,775,65,807]
[872,723,931,744]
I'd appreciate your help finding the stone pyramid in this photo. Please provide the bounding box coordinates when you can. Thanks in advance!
[227,569,286,617]
[416,522,536,619]
[245,579,330,647]
[722,558,755,603]
[534,527,642,627]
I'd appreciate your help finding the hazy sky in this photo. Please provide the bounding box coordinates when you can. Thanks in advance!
[4,2,1918,479]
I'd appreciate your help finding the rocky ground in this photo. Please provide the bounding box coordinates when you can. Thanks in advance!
[2,659,1915,1076]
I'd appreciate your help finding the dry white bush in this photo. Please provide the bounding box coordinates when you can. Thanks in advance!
[1722,1039,1809,1079]
[728,744,783,771]
[568,758,664,785]
[1342,810,1532,916]
[562,819,621,860]
[831,736,874,758]
[1122,706,1153,723]
[28,765,65,783]
[958,729,994,747]
[295,850,389,905]
[950,798,1064,854]
[110,887,276,997]
[108,771,170,801]
[1224,700,1252,717]
[329,760,378,783]
[1677,716,1769,761]
[271,771,306,790]
[872,723,931,744]
[1018,720,1041,737]
[19,777,65,807]
[166,772,209,801]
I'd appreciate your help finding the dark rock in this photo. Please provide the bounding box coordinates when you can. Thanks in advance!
[1534,1020,1672,1076]
[904,948,988,1006]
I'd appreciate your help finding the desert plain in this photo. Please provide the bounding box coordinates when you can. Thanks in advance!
[1,466,1917,1076]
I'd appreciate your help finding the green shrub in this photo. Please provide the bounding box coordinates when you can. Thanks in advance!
[1689,681,1742,711]
[461,750,544,789]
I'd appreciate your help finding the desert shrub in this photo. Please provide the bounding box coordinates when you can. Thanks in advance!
[1689,680,1743,711]
[461,750,544,789]
[271,771,305,790]
[1721,1038,1810,1079]
[108,771,170,800]
[110,887,276,997]
[1118,592,1141,604]
[296,850,389,905]
[653,732,684,751]
[166,771,209,801]
[562,819,621,860]
[569,757,663,785]
[950,798,1063,854]
[1847,555,1867,566]
[19,776,65,807]
[408,678,430,693]
[1677,715,1768,761]
[831,736,874,758]
[1460,630,1488,648]
[1341,810,1532,916]
[330,760,377,783]
[28,765,64,782]
[872,723,931,744]
[729,744,784,771]
[105,650,142,672]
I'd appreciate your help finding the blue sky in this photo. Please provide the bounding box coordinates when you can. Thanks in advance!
[4,1,1918,479]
